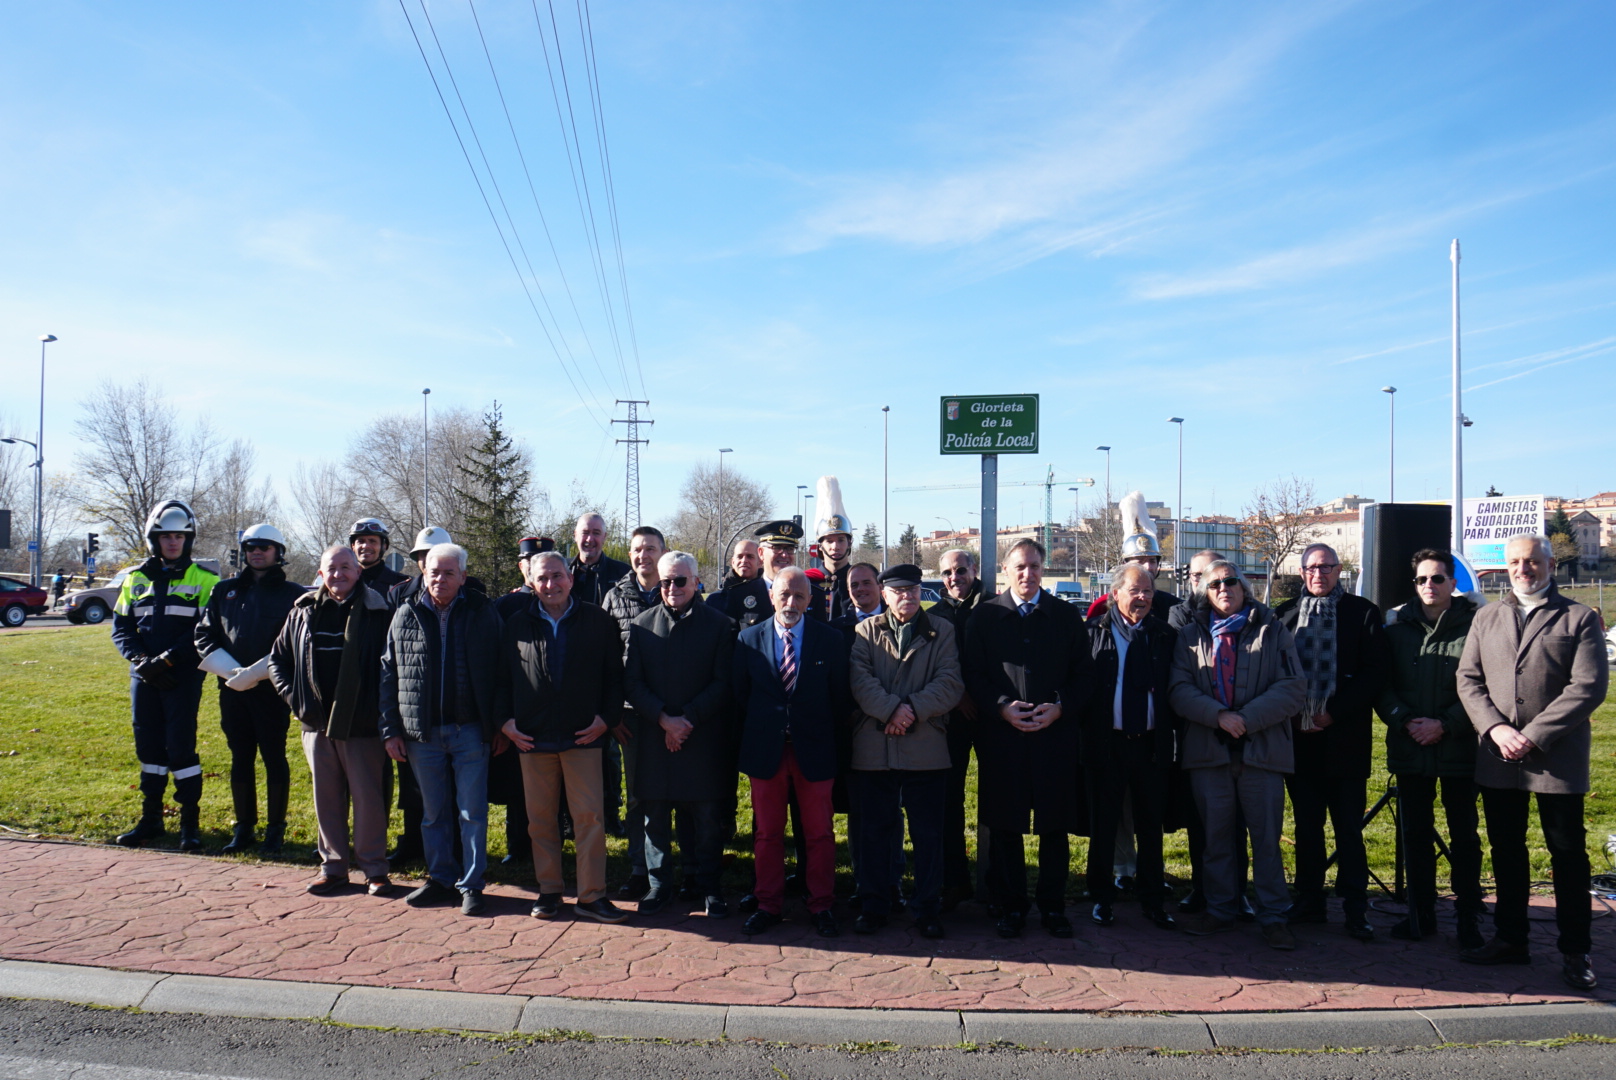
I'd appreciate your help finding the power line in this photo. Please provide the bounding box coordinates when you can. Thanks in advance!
[577,0,646,399]
[396,0,611,434]
[416,0,618,414]
[466,0,618,404]
[534,0,632,395]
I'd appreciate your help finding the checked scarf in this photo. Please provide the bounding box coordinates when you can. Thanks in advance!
[1293,582,1342,730]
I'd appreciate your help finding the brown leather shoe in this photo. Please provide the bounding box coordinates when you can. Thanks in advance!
[306,875,346,896]
[366,876,393,897]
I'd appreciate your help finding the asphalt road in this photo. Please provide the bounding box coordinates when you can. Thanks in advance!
[2,998,1614,1080]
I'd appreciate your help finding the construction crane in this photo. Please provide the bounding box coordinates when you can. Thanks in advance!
[893,469,1096,556]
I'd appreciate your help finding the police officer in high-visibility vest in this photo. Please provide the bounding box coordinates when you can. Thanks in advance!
[112,500,221,850]
[195,523,307,855]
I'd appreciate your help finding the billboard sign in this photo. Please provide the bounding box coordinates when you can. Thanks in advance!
[1461,494,1544,569]
[939,394,1039,455]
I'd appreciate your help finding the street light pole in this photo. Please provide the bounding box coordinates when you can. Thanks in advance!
[796,484,808,525]
[717,448,733,574]
[421,388,431,528]
[882,406,891,571]
[1094,445,1112,574]
[1382,386,1397,504]
[1168,418,1184,597]
[30,335,56,588]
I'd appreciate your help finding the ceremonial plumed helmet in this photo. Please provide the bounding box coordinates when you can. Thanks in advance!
[1117,490,1161,561]
[144,499,198,558]
[348,517,391,549]
[411,526,453,559]
[814,475,854,541]
[239,522,288,561]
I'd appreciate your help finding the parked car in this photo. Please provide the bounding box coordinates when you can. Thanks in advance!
[0,575,50,627]
[63,570,127,625]
[63,559,222,626]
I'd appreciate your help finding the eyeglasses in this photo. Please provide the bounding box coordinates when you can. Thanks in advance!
[1413,574,1449,586]
[242,542,276,553]
[1208,577,1243,590]
[1302,563,1340,574]
[658,576,689,590]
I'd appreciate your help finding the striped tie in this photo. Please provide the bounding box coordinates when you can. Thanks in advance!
[780,627,798,694]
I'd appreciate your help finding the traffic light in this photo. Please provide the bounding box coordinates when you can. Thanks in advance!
[86,532,100,556]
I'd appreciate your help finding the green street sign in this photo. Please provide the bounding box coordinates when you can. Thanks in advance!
[939,394,1039,454]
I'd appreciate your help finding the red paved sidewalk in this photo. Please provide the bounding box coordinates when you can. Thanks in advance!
[0,837,1609,1012]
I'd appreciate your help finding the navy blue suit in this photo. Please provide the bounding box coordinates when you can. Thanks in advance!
[733,617,850,782]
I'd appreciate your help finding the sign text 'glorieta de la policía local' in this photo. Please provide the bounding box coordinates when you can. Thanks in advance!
[939,394,1039,454]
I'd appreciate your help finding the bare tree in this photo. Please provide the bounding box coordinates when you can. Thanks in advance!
[289,461,357,553]
[73,379,218,558]
[347,407,482,542]
[1072,495,1124,573]
[664,462,773,579]
[192,438,280,565]
[1242,475,1318,601]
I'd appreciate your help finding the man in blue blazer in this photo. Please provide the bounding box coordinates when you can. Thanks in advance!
[733,566,851,938]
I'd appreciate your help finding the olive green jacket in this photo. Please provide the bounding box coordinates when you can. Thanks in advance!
[1375,596,1477,778]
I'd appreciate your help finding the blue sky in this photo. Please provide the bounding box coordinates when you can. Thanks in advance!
[2,0,1613,542]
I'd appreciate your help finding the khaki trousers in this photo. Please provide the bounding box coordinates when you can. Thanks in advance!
[301,730,390,880]
[519,748,606,902]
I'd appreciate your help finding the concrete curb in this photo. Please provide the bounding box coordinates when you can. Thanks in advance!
[2,959,1613,1050]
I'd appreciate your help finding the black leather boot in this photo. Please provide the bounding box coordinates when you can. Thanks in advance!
[221,824,256,854]
[178,804,204,852]
[115,775,168,848]
[261,822,286,855]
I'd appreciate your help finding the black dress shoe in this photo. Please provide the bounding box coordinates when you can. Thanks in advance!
[1389,915,1437,941]
[177,828,204,853]
[405,880,459,907]
[939,885,973,914]
[1344,912,1375,941]
[576,898,630,923]
[705,895,730,919]
[1113,874,1135,895]
[743,909,783,936]
[1090,903,1114,927]
[531,893,564,919]
[616,874,650,902]
[1284,900,1327,924]
[1562,953,1598,991]
[1176,889,1206,914]
[854,913,888,934]
[916,917,945,939]
[996,911,1025,939]
[813,910,840,938]
[679,878,700,901]
[1460,937,1531,965]
[1041,912,1074,939]
[737,892,760,915]
[1142,907,1177,931]
[637,889,671,916]
[1236,896,1259,923]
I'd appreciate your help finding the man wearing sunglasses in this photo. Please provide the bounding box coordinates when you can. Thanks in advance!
[624,551,738,918]
[1271,543,1388,941]
[196,523,307,855]
[1458,534,1606,990]
[1375,548,1483,948]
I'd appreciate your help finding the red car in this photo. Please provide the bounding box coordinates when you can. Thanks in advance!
[0,575,50,627]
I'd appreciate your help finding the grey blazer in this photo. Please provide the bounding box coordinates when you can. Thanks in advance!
[1457,584,1608,794]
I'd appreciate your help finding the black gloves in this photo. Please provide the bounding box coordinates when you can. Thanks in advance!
[134,654,179,690]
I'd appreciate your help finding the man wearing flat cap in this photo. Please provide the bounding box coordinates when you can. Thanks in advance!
[847,564,963,937]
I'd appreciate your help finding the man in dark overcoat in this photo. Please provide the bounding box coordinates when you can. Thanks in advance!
[1083,562,1179,931]
[624,550,737,918]
[1271,542,1388,940]
[965,538,1092,939]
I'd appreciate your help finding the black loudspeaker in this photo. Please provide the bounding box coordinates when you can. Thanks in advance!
[1359,503,1451,613]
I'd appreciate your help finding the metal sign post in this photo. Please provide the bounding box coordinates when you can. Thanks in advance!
[941,394,1039,598]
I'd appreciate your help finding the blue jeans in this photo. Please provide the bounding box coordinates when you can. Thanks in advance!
[407,723,490,892]
[643,799,725,895]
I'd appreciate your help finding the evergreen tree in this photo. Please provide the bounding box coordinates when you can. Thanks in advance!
[896,522,919,563]
[860,522,882,550]
[453,403,532,596]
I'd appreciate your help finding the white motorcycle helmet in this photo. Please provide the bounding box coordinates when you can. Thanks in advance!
[240,522,288,564]
[144,499,198,560]
[410,526,453,560]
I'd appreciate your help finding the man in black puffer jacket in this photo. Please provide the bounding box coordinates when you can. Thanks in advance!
[379,542,505,917]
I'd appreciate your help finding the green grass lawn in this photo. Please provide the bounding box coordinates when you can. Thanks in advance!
[3,622,1613,901]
